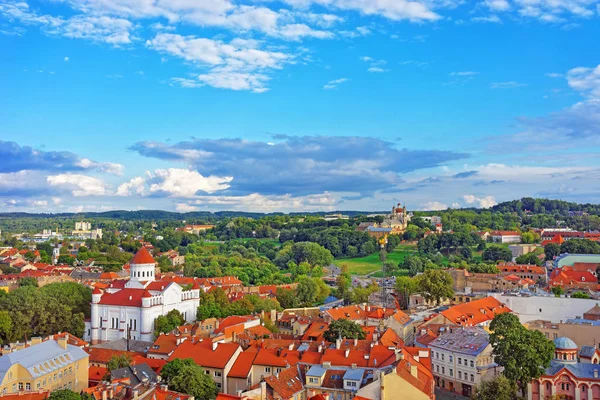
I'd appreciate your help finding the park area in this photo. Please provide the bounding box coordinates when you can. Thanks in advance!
[334,243,418,276]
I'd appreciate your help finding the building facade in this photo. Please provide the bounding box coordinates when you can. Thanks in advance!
[88,247,200,343]
[0,337,89,395]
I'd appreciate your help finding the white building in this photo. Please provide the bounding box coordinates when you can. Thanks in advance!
[87,247,200,343]
[490,231,522,244]
[429,327,501,397]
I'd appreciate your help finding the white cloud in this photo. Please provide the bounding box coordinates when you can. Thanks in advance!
[64,56,69,62]
[186,192,338,212]
[147,33,290,92]
[420,201,448,211]
[450,71,479,76]
[472,15,502,23]
[484,0,511,11]
[567,65,600,99]
[323,77,348,90]
[367,67,387,73]
[149,168,232,197]
[77,158,124,175]
[47,174,109,196]
[175,203,200,212]
[490,81,528,89]
[31,200,48,207]
[116,177,146,196]
[463,194,497,208]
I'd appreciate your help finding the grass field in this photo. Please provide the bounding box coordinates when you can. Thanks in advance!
[334,244,418,276]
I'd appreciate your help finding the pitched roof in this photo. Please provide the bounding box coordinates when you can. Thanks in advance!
[264,365,304,398]
[379,328,404,348]
[326,305,366,321]
[228,351,257,378]
[97,288,148,307]
[167,339,240,369]
[130,247,155,265]
[440,296,511,327]
[86,348,141,364]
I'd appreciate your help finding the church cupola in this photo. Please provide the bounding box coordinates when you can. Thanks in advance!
[552,337,579,365]
[129,247,156,283]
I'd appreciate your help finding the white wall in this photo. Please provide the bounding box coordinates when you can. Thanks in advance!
[489,294,599,323]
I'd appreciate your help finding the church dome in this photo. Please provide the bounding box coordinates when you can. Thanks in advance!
[130,247,156,265]
[554,337,578,350]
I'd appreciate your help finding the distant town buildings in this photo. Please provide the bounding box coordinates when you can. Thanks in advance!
[359,204,411,239]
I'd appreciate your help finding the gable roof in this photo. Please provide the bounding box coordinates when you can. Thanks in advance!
[228,351,257,378]
[440,296,511,327]
[167,339,240,369]
[130,247,155,265]
[264,365,304,399]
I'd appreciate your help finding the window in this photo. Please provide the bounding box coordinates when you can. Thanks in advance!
[436,365,439,373]
[470,360,474,368]
[449,355,453,362]
[216,383,222,389]
[18,383,23,391]
[309,378,319,384]
[26,383,30,391]
[553,333,558,339]
[12,384,16,393]
[204,370,209,375]
[458,358,462,365]
[111,318,119,329]
[470,374,474,382]
[441,354,445,361]
[450,369,453,377]
[99,317,103,328]
[265,367,271,373]
[347,381,357,387]
[214,371,222,377]
[53,374,57,382]
[458,371,462,379]
[442,367,445,374]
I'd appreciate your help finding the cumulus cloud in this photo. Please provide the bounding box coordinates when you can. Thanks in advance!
[420,201,448,211]
[47,174,109,196]
[130,135,469,197]
[463,194,497,208]
[0,140,124,175]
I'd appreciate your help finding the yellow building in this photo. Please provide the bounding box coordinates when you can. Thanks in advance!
[0,336,89,395]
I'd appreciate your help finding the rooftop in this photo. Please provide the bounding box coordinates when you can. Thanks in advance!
[429,327,490,356]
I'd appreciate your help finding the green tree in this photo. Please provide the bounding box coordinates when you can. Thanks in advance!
[483,245,513,262]
[107,354,131,372]
[474,375,517,400]
[18,277,39,287]
[295,275,319,306]
[0,311,13,345]
[154,309,185,338]
[489,313,555,396]
[544,243,561,261]
[395,276,419,310]
[417,269,454,305]
[323,319,366,342]
[335,266,352,302]
[515,252,542,266]
[275,287,298,309]
[571,291,591,299]
[351,284,378,304]
[48,390,82,400]
[163,359,218,400]
[551,286,564,297]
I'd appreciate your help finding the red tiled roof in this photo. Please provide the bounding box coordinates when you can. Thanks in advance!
[228,351,257,378]
[97,288,148,306]
[264,366,304,398]
[550,270,598,287]
[87,348,141,364]
[92,287,102,295]
[0,393,48,400]
[88,366,107,384]
[379,328,404,348]
[326,305,366,321]
[131,355,167,373]
[152,387,194,400]
[491,230,520,236]
[214,316,254,334]
[441,296,511,327]
[167,339,240,369]
[302,322,329,341]
[148,334,179,356]
[499,264,545,274]
[99,272,120,280]
[216,395,243,400]
[392,309,412,325]
[130,247,155,265]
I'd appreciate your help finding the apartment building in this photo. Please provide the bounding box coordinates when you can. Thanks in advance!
[0,336,89,395]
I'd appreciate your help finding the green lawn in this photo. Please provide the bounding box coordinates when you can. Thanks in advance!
[334,244,417,276]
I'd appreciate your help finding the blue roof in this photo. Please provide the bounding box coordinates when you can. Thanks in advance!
[306,365,327,377]
[546,363,600,379]
[554,337,578,350]
[324,296,339,304]
[580,346,596,358]
[565,318,600,326]
[343,369,364,381]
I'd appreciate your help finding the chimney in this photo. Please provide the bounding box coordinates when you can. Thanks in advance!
[57,337,68,349]
[336,337,342,350]
[102,390,108,400]
[353,338,358,346]
[212,342,218,351]
[271,309,277,323]
[395,349,403,361]
[288,343,294,351]
[260,381,267,400]
[317,345,323,353]
[160,385,168,391]
[344,349,350,358]
[176,336,187,345]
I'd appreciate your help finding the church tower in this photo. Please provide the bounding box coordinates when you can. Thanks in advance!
[126,247,156,288]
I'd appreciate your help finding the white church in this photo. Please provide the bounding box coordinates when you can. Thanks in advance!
[86,247,200,343]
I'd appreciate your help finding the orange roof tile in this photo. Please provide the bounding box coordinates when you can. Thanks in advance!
[167,339,240,369]
[228,351,257,378]
[86,348,141,364]
[326,305,366,321]
[130,247,155,265]
[440,296,511,327]
[264,366,304,398]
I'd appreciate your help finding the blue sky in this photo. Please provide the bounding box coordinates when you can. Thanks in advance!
[1,0,600,213]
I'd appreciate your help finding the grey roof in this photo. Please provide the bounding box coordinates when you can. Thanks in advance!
[565,318,600,326]
[343,369,364,381]
[546,362,600,379]
[111,363,157,385]
[306,365,327,377]
[429,327,490,356]
[92,339,153,353]
[0,340,88,382]
[580,346,597,358]
[366,227,393,233]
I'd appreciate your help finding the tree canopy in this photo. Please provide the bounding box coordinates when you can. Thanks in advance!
[323,319,366,342]
[161,358,218,400]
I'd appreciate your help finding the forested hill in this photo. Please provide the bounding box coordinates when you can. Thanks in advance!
[490,198,600,216]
